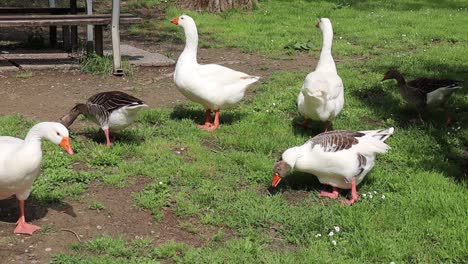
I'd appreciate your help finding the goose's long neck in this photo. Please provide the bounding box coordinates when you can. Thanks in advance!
[179,23,199,65]
[393,73,406,86]
[61,103,87,128]
[316,26,336,72]
[24,123,46,148]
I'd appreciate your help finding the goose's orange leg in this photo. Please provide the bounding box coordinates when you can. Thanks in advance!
[204,110,220,131]
[103,128,112,147]
[14,200,40,235]
[324,120,331,132]
[341,178,360,205]
[197,109,212,129]
[320,186,339,199]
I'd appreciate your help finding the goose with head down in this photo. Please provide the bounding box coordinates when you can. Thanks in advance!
[60,91,147,146]
[382,69,462,125]
[171,14,260,131]
[271,128,394,205]
[0,122,73,235]
[297,18,344,132]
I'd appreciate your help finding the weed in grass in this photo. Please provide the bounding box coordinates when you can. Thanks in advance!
[133,181,170,221]
[88,200,106,211]
[80,53,134,76]
[14,70,33,79]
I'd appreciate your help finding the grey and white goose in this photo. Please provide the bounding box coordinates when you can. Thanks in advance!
[382,69,462,125]
[60,91,148,146]
[271,128,394,205]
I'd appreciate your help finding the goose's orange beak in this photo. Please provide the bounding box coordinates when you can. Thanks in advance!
[271,173,282,188]
[170,17,179,25]
[59,137,74,155]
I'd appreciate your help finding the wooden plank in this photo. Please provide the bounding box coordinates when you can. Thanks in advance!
[0,7,86,14]
[0,17,142,27]
[0,53,76,60]
[0,14,137,20]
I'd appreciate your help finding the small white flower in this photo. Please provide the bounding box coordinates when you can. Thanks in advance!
[328,231,334,236]
[362,193,367,198]
[381,195,386,199]
[369,194,373,199]
[402,34,406,37]
[159,181,163,185]
[457,126,461,130]
[448,132,450,135]
[334,226,340,232]
[373,191,377,194]
[315,233,322,238]
[272,103,276,106]
[390,262,396,264]
[331,240,337,246]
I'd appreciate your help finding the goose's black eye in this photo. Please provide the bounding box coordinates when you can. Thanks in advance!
[181,17,184,20]
[57,132,61,136]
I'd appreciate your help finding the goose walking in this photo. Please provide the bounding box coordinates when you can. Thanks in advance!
[271,128,394,205]
[60,91,147,146]
[0,122,73,235]
[297,18,344,132]
[171,15,260,131]
[382,69,462,125]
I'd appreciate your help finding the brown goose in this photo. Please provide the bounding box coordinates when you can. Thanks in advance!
[60,91,148,146]
[382,69,462,125]
[271,128,394,205]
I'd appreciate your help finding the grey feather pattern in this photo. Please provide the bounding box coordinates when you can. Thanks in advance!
[86,91,145,126]
[310,130,365,152]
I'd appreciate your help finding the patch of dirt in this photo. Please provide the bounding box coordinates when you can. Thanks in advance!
[0,178,222,263]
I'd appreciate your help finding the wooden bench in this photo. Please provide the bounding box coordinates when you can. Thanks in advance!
[0,7,86,14]
[0,14,142,55]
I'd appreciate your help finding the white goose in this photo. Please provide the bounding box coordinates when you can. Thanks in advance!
[297,18,344,132]
[0,122,73,235]
[271,128,394,205]
[171,15,260,131]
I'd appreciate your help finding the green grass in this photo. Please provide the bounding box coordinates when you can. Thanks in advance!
[2,0,467,263]
[80,53,134,76]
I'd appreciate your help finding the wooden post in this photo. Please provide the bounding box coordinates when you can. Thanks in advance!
[48,0,57,48]
[111,0,123,76]
[70,0,78,50]
[94,25,103,56]
[86,0,94,53]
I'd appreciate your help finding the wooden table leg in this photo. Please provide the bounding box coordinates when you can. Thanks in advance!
[50,26,57,48]
[70,0,78,50]
[62,25,71,51]
[94,25,103,56]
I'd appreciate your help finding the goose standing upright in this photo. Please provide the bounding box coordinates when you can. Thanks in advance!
[171,15,260,131]
[60,91,147,146]
[0,122,73,235]
[297,18,344,132]
[382,69,462,125]
[271,128,394,205]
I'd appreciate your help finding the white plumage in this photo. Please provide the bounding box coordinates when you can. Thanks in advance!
[171,15,260,131]
[297,18,344,131]
[0,122,73,234]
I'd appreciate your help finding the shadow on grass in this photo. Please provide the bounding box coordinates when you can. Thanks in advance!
[76,128,147,146]
[355,75,467,183]
[268,171,376,200]
[170,104,245,126]
[290,116,333,137]
[0,196,76,224]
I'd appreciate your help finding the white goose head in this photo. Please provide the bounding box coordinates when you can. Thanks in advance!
[32,122,74,154]
[170,14,196,30]
[316,18,333,32]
